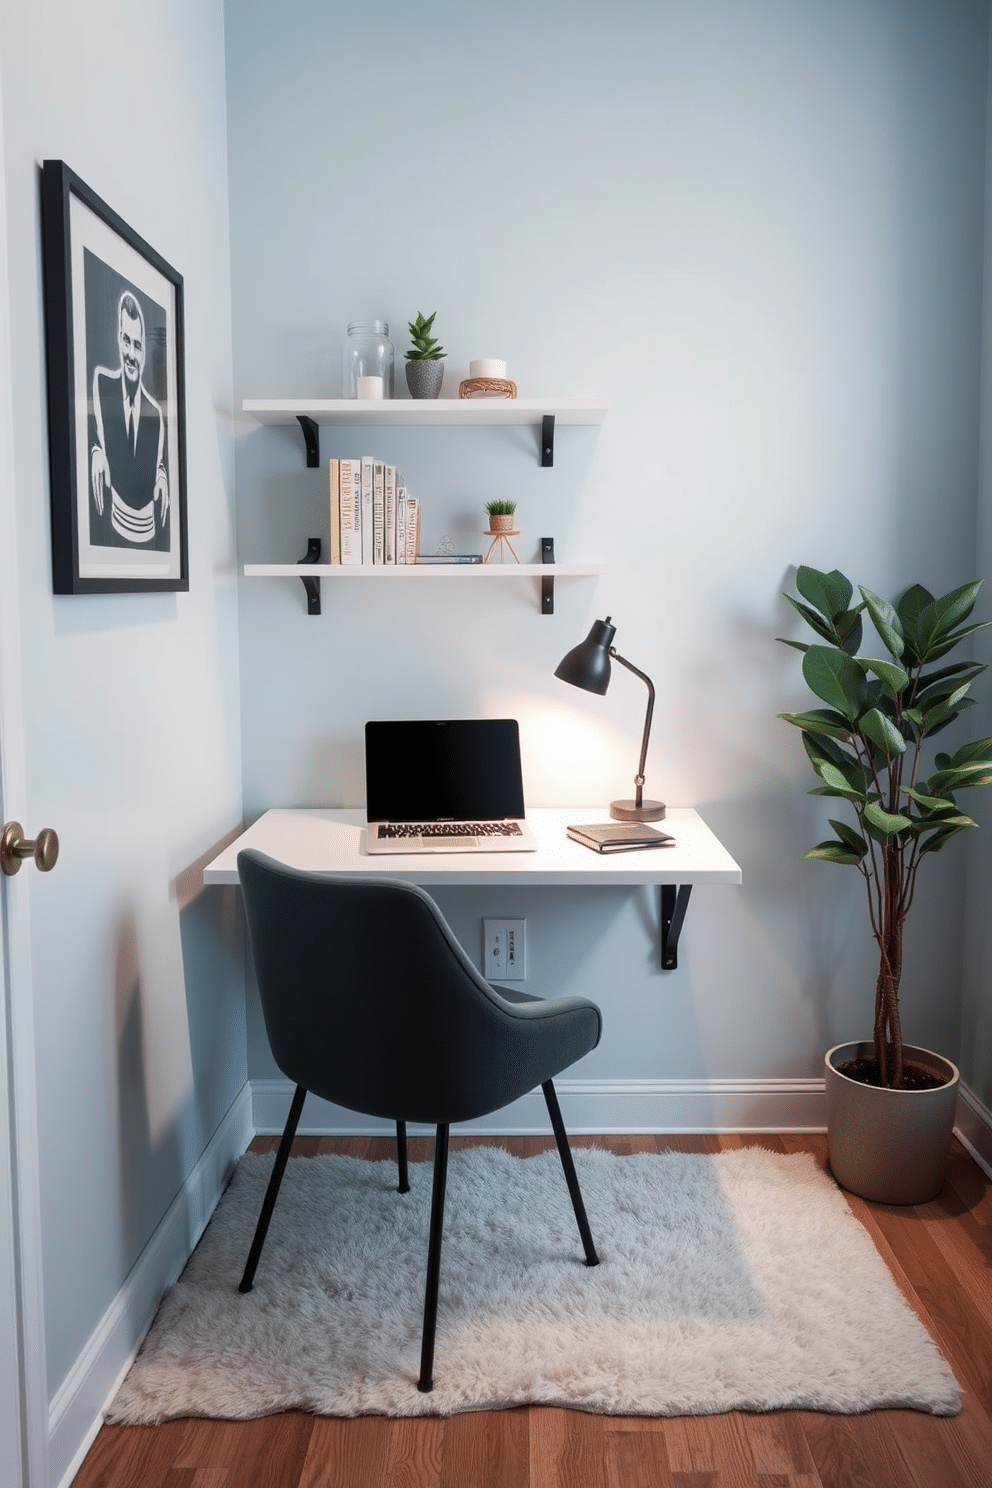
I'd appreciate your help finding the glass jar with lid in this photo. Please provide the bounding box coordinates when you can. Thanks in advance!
[342,320,394,398]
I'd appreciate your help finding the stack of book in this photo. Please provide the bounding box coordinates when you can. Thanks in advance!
[327,457,421,566]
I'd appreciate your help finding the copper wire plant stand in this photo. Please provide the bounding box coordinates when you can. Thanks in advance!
[483,528,521,563]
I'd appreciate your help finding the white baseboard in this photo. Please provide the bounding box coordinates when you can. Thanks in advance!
[251,1075,992,1160]
[954,1083,992,1179]
[48,1084,254,1488]
[250,1075,830,1136]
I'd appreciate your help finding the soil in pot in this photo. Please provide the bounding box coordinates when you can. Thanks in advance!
[836,1056,946,1091]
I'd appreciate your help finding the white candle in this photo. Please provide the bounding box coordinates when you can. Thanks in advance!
[470,359,507,379]
[356,375,384,399]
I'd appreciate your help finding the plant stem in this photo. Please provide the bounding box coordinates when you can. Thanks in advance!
[867,839,907,1088]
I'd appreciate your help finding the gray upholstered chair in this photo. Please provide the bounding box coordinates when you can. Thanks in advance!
[236,849,603,1392]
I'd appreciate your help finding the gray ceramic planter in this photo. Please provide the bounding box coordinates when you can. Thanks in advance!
[405,359,444,399]
[825,1040,959,1205]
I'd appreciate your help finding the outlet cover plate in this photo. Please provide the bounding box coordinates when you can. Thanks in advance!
[483,918,526,980]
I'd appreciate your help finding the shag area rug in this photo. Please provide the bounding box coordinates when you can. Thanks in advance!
[109,1146,960,1422]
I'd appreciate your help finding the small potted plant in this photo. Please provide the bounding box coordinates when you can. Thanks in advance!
[483,499,519,563]
[779,566,992,1203]
[405,311,446,399]
[484,498,517,534]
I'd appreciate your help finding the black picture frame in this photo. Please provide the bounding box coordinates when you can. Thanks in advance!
[41,160,188,594]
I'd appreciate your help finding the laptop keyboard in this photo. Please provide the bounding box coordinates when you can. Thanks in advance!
[375,822,523,839]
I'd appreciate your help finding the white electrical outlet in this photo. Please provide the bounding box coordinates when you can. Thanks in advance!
[483,918,527,981]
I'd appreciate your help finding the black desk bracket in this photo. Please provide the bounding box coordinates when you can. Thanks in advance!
[661,884,692,970]
[298,538,321,614]
[297,415,320,468]
[541,536,555,613]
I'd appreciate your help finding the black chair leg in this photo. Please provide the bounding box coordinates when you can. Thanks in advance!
[542,1079,599,1267]
[417,1123,450,1392]
[238,1083,307,1293]
[396,1120,410,1194]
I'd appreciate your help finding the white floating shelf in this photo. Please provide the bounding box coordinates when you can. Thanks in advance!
[244,563,606,579]
[245,560,605,614]
[243,397,609,428]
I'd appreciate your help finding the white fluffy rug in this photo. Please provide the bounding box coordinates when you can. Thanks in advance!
[108,1145,960,1422]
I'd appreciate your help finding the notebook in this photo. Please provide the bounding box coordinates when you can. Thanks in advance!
[364,718,538,854]
[566,822,674,853]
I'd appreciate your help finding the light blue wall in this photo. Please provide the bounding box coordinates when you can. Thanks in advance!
[2,0,990,1438]
[225,0,990,1087]
[964,14,992,1114]
[1,0,244,1400]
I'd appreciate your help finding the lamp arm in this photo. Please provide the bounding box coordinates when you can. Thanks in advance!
[610,648,655,809]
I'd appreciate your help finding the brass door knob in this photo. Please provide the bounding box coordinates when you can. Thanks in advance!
[1,821,59,876]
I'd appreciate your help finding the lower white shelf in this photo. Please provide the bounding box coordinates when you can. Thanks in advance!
[244,562,606,578]
[243,559,606,615]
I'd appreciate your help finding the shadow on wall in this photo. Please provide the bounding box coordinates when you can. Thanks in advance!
[701,793,874,1064]
[176,830,249,1153]
[114,911,187,1278]
[179,882,247,1143]
[113,833,248,1279]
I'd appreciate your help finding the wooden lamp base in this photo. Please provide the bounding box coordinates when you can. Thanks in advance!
[610,799,666,822]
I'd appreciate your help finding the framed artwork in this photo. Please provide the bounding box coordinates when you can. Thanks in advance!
[41,159,188,593]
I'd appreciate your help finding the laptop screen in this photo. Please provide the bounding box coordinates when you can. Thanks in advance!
[365,719,526,823]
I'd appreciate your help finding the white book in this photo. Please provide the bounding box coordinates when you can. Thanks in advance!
[384,464,397,564]
[372,461,385,565]
[327,458,340,565]
[360,456,374,565]
[405,496,420,564]
[339,458,361,565]
[395,485,407,565]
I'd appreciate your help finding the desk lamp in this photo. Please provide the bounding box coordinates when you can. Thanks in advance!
[554,616,666,822]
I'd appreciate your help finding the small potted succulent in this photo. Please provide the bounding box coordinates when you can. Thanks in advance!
[779,565,992,1203]
[405,311,446,399]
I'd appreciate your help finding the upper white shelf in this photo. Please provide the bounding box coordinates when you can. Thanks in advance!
[242,397,609,428]
[243,397,608,467]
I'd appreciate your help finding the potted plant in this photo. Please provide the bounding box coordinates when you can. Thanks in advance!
[779,565,992,1203]
[405,311,446,399]
[484,498,517,534]
[483,499,520,564]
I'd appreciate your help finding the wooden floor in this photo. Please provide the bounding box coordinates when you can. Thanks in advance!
[73,1132,991,1488]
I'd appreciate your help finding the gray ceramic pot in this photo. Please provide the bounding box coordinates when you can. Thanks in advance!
[405,359,444,399]
[825,1040,959,1205]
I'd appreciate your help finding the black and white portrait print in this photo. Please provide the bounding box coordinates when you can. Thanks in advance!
[85,255,171,551]
[42,160,187,593]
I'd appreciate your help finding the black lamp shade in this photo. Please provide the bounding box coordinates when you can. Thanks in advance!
[553,617,617,696]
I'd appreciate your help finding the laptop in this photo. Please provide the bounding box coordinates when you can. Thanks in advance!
[364,718,538,853]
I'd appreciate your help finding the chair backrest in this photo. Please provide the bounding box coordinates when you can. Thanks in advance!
[237,850,600,1126]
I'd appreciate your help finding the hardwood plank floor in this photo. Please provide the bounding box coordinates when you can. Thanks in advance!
[72,1134,991,1488]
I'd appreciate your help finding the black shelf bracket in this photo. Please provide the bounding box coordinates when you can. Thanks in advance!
[298,537,321,614]
[541,536,555,614]
[297,415,320,468]
[660,884,692,970]
[541,413,556,467]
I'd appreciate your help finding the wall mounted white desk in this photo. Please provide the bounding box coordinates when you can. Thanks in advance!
[204,807,742,970]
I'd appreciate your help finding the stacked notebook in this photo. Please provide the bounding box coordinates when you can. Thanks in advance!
[566,822,674,854]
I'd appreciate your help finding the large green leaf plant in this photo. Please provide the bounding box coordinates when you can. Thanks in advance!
[779,566,992,1088]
